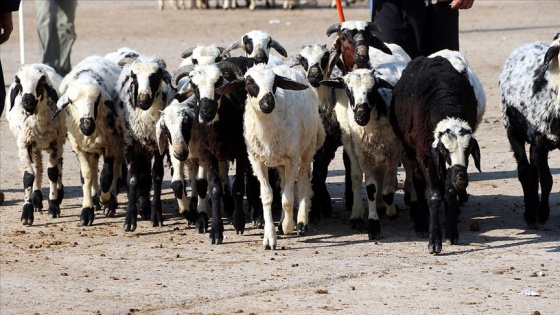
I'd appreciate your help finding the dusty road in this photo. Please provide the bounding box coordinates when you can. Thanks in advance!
[1,1,559,314]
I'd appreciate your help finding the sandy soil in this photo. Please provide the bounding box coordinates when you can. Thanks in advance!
[1,1,559,314]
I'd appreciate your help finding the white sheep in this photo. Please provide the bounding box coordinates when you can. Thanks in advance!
[216,63,326,249]
[104,47,140,67]
[116,54,175,231]
[321,68,401,240]
[499,33,560,229]
[53,55,124,226]
[6,64,66,225]
[222,30,288,66]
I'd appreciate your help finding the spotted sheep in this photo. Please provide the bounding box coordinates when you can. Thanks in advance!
[390,56,481,254]
[115,54,175,232]
[6,64,66,225]
[53,55,124,226]
[499,33,560,229]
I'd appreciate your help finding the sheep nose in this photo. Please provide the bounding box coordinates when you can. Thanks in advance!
[21,93,38,114]
[199,98,217,123]
[79,118,96,136]
[307,67,323,87]
[259,92,275,114]
[451,165,469,190]
[137,93,153,110]
[354,46,370,67]
[253,52,268,65]
[354,103,371,126]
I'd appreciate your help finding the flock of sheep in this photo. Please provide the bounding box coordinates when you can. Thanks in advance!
[5,21,559,254]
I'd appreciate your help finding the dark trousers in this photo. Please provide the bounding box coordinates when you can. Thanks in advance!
[372,0,459,59]
[1,59,5,116]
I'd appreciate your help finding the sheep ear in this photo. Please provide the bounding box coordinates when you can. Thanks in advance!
[8,82,22,112]
[181,47,196,59]
[270,39,288,58]
[274,76,308,91]
[52,94,70,119]
[376,78,393,90]
[326,23,341,37]
[327,48,343,78]
[470,137,482,172]
[287,55,303,68]
[368,36,393,56]
[373,90,388,119]
[104,100,118,117]
[222,40,241,57]
[532,44,560,94]
[156,119,168,156]
[320,77,345,89]
[44,83,59,104]
[118,57,136,67]
[215,79,245,95]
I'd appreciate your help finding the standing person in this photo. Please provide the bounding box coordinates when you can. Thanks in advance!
[35,0,77,76]
[1,0,21,117]
[1,0,21,205]
[371,0,474,59]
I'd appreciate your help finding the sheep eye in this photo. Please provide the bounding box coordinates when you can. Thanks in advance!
[192,58,198,65]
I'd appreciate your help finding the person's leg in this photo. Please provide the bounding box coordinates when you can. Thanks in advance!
[424,2,459,55]
[0,59,5,117]
[56,0,77,76]
[372,0,426,59]
[36,0,60,71]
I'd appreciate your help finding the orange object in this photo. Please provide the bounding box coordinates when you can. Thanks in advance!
[336,0,345,22]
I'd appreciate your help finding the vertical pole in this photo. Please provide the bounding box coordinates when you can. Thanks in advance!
[335,0,345,22]
[18,1,25,65]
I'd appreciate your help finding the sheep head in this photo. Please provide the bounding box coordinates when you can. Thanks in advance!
[222,30,287,65]
[54,82,117,136]
[431,118,481,192]
[289,44,332,87]
[320,69,393,126]
[215,64,308,114]
[156,101,195,161]
[126,57,168,111]
[8,64,61,115]
[181,44,228,65]
[326,21,392,73]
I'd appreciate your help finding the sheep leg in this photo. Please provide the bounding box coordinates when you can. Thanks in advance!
[382,158,399,220]
[310,147,334,221]
[530,141,551,225]
[246,166,264,228]
[279,165,296,237]
[401,155,417,216]
[46,141,63,218]
[77,152,96,226]
[444,182,460,245]
[346,147,365,228]
[31,149,44,213]
[195,164,209,233]
[90,154,101,211]
[136,154,153,221]
[296,159,313,236]
[252,161,275,250]
[507,128,539,229]
[220,161,234,218]
[19,147,37,225]
[412,167,429,238]
[207,156,224,244]
[343,150,353,212]
[151,151,165,227]
[364,171,381,240]
[232,156,248,234]
[99,155,118,217]
[123,149,143,231]
[172,157,191,218]
[426,165,443,254]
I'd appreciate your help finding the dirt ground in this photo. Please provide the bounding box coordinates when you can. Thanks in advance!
[1,1,559,314]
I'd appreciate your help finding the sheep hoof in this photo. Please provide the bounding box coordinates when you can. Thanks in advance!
[296,223,308,236]
[210,223,224,244]
[48,200,61,218]
[232,212,246,233]
[92,195,101,211]
[80,207,95,226]
[196,212,208,233]
[367,219,382,240]
[350,218,364,229]
[537,203,550,225]
[21,203,35,225]
[277,223,284,235]
[32,190,43,212]
[428,240,442,254]
[102,194,118,217]
[264,245,272,250]
[182,209,199,224]
[151,213,164,227]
